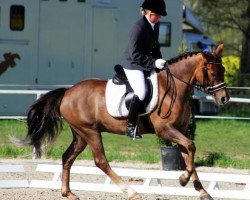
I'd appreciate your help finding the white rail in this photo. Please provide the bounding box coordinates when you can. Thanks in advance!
[205,95,250,103]
[195,115,250,120]
[228,87,250,90]
[0,89,50,100]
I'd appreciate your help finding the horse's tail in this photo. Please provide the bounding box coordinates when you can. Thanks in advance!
[10,88,67,158]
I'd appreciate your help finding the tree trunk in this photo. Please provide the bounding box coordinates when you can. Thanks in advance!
[240,3,250,73]
[240,36,250,73]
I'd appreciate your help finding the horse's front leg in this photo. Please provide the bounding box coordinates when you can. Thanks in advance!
[61,128,87,200]
[192,171,214,200]
[157,127,195,183]
[178,141,214,200]
[157,126,213,199]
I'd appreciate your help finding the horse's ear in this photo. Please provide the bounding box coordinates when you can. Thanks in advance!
[214,44,224,57]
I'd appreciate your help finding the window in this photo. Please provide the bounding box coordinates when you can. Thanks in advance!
[159,22,171,47]
[10,5,25,31]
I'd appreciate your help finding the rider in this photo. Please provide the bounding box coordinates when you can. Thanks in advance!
[120,0,167,139]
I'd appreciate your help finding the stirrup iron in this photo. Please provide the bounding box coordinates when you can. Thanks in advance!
[132,125,140,141]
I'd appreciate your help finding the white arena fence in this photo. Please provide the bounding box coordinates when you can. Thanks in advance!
[1,164,249,199]
[29,164,250,199]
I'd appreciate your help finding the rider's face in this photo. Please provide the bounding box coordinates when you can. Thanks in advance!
[148,11,161,23]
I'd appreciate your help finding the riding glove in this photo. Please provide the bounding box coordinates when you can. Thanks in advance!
[155,59,166,69]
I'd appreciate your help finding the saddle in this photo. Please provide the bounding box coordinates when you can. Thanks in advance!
[105,65,158,118]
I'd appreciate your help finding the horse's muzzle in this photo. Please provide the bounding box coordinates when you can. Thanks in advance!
[220,94,230,105]
[214,88,230,105]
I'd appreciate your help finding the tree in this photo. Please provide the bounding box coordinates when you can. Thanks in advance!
[183,0,250,73]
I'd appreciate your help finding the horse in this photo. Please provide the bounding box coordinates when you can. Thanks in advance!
[0,52,20,75]
[12,44,229,200]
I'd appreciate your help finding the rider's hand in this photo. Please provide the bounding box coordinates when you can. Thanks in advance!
[155,59,166,70]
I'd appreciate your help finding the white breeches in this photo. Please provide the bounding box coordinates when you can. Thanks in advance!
[123,68,146,101]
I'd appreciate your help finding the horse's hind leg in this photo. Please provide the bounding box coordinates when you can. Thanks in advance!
[61,127,87,200]
[84,128,141,200]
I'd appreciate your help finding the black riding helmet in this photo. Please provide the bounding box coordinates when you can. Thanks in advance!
[141,0,167,16]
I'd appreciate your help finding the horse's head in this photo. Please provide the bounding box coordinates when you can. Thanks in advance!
[195,44,230,105]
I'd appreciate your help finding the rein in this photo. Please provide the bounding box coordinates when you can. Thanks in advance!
[157,60,227,119]
[157,65,177,119]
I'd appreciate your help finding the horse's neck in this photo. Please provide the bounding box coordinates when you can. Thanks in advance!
[169,56,199,83]
[164,55,201,99]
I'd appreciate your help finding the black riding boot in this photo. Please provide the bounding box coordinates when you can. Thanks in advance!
[125,95,142,140]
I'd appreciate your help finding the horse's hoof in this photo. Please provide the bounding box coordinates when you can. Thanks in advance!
[200,193,214,200]
[62,191,80,200]
[128,192,141,200]
[68,196,80,200]
[179,171,191,186]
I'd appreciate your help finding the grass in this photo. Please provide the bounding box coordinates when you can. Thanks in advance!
[194,119,250,169]
[0,119,250,169]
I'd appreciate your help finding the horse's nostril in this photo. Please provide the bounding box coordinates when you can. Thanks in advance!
[221,96,228,104]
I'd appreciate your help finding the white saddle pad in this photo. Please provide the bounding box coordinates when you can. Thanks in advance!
[105,70,158,117]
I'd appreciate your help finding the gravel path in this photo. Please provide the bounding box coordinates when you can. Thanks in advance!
[0,159,249,200]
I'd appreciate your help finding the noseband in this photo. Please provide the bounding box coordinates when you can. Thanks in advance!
[202,61,227,94]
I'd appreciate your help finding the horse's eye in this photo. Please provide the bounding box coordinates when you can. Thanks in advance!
[211,72,217,77]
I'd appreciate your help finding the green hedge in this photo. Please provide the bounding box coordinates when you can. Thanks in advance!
[222,56,240,86]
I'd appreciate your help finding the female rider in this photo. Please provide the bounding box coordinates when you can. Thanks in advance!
[120,0,167,139]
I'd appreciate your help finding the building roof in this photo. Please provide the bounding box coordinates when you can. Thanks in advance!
[182,5,203,33]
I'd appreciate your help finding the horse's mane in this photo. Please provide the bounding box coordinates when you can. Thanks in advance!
[166,51,217,65]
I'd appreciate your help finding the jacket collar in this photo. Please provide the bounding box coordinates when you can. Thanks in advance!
[143,16,160,32]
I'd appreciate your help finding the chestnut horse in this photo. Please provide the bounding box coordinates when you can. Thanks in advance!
[12,44,229,200]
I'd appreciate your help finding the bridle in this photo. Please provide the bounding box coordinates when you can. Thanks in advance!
[157,59,227,119]
[166,61,227,95]
[202,61,227,94]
